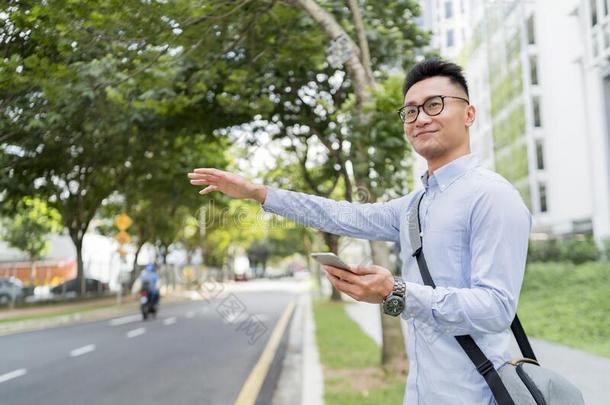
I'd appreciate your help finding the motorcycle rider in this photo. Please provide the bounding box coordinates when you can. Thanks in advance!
[139,263,160,308]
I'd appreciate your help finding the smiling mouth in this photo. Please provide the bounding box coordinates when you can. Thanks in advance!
[414,130,437,138]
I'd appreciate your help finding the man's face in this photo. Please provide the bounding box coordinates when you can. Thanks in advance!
[402,76,475,162]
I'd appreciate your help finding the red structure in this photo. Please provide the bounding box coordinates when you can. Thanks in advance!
[0,259,76,286]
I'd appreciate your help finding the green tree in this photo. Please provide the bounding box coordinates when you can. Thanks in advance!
[1,197,63,284]
[0,1,240,294]
[194,1,427,372]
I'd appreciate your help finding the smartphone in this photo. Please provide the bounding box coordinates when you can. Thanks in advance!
[310,252,353,271]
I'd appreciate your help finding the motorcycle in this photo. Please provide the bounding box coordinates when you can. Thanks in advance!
[140,281,158,320]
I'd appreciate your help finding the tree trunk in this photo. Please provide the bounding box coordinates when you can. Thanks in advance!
[74,237,85,296]
[346,0,374,84]
[290,0,407,371]
[29,260,36,286]
[129,241,145,289]
[289,0,372,108]
[370,240,408,374]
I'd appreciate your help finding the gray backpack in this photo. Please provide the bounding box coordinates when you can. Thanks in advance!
[408,191,585,405]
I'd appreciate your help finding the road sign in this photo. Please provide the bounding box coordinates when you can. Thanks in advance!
[116,230,131,245]
[114,213,133,231]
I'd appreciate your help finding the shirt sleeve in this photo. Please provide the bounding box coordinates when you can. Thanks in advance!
[261,187,407,242]
[402,180,532,336]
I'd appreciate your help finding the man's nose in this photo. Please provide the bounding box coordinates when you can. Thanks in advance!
[415,109,433,125]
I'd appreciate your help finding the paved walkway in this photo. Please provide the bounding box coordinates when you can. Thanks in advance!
[345,300,610,405]
[271,288,324,405]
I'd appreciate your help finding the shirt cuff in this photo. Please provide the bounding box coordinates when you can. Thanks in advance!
[402,281,434,322]
[261,186,281,213]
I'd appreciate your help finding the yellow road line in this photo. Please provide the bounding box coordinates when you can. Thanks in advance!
[234,300,296,405]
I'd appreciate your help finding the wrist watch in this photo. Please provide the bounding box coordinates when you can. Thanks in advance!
[382,276,406,316]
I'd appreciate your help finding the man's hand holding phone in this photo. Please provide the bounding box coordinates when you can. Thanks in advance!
[310,252,395,304]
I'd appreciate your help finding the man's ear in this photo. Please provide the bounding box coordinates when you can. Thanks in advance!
[465,105,476,127]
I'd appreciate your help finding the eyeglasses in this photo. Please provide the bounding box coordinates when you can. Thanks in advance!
[397,95,470,123]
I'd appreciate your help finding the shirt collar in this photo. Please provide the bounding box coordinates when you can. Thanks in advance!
[420,153,480,192]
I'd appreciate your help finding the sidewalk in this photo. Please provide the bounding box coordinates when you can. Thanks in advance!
[345,300,610,405]
[271,288,324,405]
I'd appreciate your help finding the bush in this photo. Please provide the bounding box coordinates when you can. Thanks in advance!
[528,236,600,264]
[558,237,600,264]
[528,239,561,262]
[602,237,610,261]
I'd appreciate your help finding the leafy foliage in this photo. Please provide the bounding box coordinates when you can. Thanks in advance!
[1,197,62,261]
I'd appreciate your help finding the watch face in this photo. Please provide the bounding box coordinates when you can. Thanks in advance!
[384,296,405,316]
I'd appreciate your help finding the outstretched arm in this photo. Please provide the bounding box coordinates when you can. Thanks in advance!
[188,168,405,242]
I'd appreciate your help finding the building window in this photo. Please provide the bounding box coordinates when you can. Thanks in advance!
[591,0,598,27]
[536,141,545,170]
[527,15,536,45]
[539,183,548,213]
[445,1,453,19]
[529,55,538,85]
[605,0,609,16]
[533,96,542,127]
[447,29,454,47]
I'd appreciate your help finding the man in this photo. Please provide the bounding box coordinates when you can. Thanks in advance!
[139,263,160,306]
[188,59,531,404]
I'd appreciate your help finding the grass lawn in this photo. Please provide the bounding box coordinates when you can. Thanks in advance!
[518,261,610,358]
[313,299,406,405]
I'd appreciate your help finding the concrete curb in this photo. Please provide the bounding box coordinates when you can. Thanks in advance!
[271,291,324,405]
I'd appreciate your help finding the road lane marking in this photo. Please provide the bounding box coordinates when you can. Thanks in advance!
[0,369,27,384]
[186,311,195,318]
[109,315,141,326]
[70,344,96,357]
[126,327,146,338]
[163,317,176,325]
[234,300,296,405]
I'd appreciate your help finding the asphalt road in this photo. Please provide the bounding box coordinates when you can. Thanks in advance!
[0,287,297,405]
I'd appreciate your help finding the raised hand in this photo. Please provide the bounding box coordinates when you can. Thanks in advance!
[187,168,267,203]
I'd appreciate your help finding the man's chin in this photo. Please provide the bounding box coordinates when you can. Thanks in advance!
[413,146,443,160]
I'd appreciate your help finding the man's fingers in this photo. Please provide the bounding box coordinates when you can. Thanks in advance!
[190,179,216,186]
[199,185,219,195]
[350,265,376,275]
[193,168,224,176]
[324,265,358,283]
[188,172,220,181]
[326,273,359,297]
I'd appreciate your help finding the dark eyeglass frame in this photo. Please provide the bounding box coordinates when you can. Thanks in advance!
[397,95,470,123]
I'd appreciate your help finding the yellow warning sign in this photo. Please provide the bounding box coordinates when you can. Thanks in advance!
[114,214,133,231]
[116,230,131,245]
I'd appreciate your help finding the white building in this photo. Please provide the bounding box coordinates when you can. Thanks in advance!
[415,0,610,244]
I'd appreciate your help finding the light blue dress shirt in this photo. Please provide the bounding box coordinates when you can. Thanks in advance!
[262,153,532,404]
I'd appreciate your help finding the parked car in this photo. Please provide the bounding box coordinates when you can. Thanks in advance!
[50,278,109,296]
[0,277,24,305]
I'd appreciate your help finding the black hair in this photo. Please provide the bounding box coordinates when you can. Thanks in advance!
[402,58,469,97]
